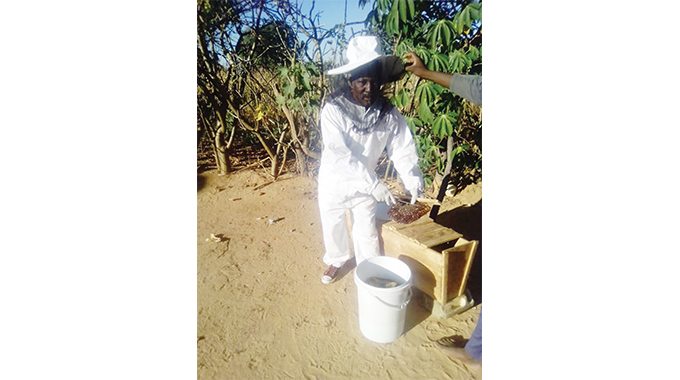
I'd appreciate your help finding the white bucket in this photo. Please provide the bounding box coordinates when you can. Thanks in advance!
[354,256,413,343]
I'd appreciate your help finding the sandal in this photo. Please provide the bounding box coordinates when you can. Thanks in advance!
[436,334,468,348]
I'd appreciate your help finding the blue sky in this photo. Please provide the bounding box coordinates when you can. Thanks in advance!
[298,0,372,63]
[300,0,371,33]
[217,1,373,66]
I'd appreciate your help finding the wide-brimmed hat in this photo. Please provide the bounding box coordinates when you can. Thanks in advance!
[327,36,384,75]
[327,36,405,83]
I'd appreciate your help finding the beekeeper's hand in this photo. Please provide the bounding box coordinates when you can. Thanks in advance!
[371,183,396,206]
[408,186,421,204]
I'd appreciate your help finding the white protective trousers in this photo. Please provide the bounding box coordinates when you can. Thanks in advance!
[317,98,422,268]
[318,191,379,267]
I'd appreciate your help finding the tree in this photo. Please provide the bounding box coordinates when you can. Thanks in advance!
[197,0,375,179]
[198,0,302,177]
[363,0,482,194]
[197,0,241,174]
[236,20,299,69]
[264,0,369,176]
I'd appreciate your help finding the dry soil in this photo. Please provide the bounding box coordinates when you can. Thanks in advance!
[197,168,482,380]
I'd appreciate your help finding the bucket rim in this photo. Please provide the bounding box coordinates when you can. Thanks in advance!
[354,256,412,292]
[355,275,412,292]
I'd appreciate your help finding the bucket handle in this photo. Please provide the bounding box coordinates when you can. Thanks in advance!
[367,287,412,310]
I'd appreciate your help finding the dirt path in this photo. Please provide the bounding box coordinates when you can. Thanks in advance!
[197,169,482,379]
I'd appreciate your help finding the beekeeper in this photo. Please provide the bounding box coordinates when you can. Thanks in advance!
[318,35,423,284]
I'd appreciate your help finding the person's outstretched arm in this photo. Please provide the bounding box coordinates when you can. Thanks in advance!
[403,52,482,106]
[403,52,452,88]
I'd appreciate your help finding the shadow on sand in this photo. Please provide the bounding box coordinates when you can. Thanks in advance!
[403,289,435,334]
[197,174,206,191]
[332,257,356,283]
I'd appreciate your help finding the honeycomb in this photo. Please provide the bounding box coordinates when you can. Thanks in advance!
[387,202,430,224]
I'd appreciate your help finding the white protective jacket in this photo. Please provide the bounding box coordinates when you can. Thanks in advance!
[318,92,422,199]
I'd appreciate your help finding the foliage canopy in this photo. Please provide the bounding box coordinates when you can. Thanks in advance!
[198,0,482,193]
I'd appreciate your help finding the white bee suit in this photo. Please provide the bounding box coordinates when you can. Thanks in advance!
[317,93,423,267]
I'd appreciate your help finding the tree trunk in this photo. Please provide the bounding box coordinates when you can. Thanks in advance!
[270,155,279,178]
[213,143,231,175]
[270,128,288,178]
[278,145,290,178]
[444,136,454,176]
[269,83,320,161]
[214,124,232,175]
[295,147,308,176]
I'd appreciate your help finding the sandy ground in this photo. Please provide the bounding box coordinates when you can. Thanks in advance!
[197,168,482,379]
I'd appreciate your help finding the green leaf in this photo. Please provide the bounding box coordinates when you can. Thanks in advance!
[398,0,407,22]
[400,89,410,107]
[455,14,463,35]
[306,64,320,77]
[392,11,400,34]
[441,22,451,45]
[449,50,468,72]
[465,9,472,30]
[451,144,470,160]
[427,25,437,50]
[386,0,400,34]
[378,0,391,12]
[449,53,460,73]
[426,21,438,50]
[468,2,482,21]
[432,118,441,137]
[430,53,449,72]
[404,117,415,132]
[407,0,415,19]
[467,46,480,61]
[416,82,442,106]
[447,112,458,132]
[433,114,455,138]
[282,79,295,97]
[462,54,472,70]
[396,38,417,58]
[418,101,434,124]
[301,72,312,91]
[404,116,423,135]
[436,155,444,173]
[414,83,425,105]
[390,89,407,108]
[443,119,453,136]
[275,95,286,106]
[426,20,456,51]
[452,13,462,35]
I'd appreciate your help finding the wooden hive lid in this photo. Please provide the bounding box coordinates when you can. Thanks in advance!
[382,215,462,248]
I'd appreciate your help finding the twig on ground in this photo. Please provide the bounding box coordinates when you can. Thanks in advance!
[254,181,275,191]
[235,157,270,172]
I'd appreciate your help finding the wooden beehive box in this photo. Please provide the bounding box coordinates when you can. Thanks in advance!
[380,215,478,317]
